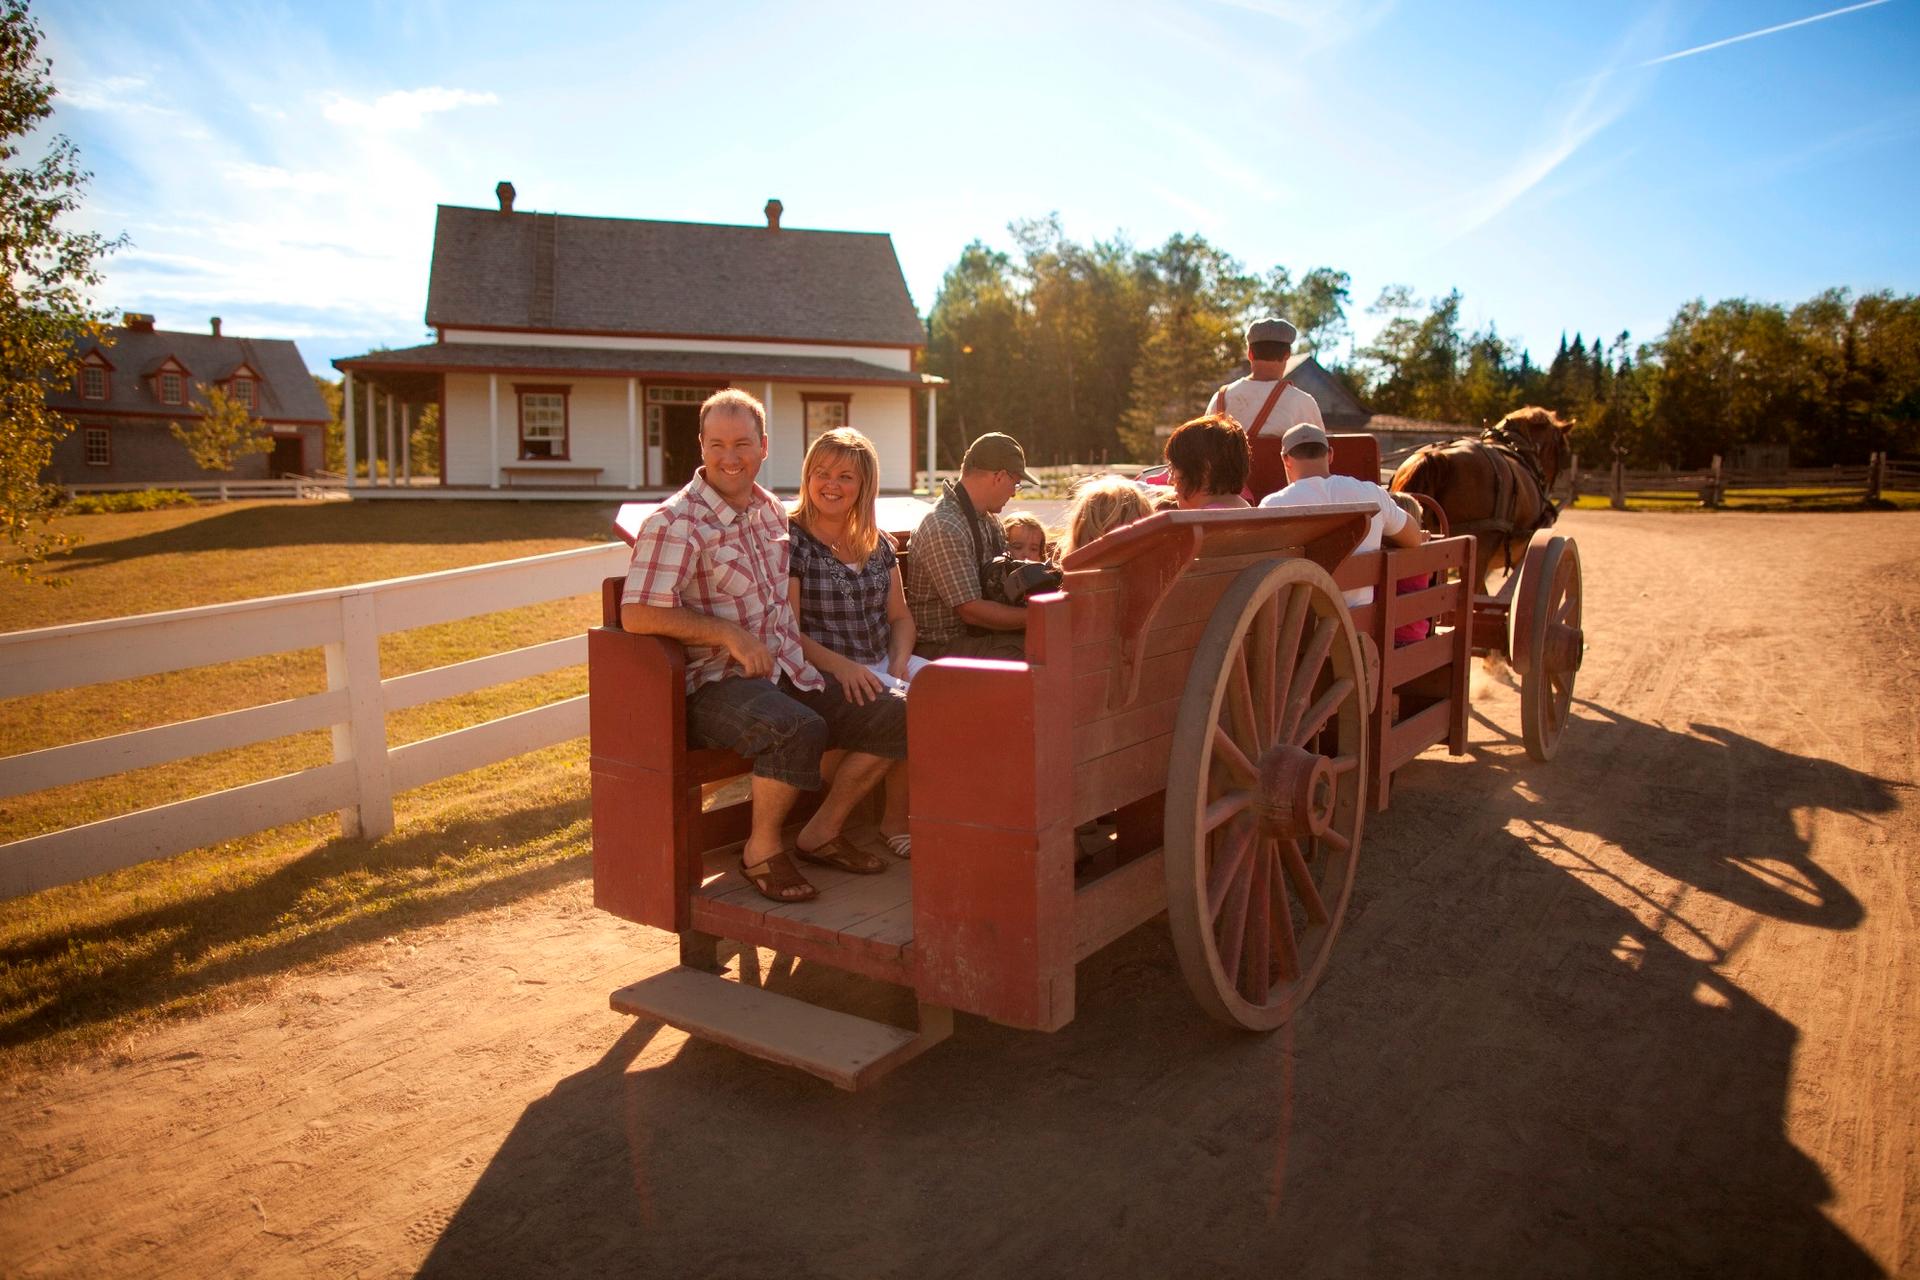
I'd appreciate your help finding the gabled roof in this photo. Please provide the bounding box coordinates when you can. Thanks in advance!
[426,205,927,347]
[50,325,329,423]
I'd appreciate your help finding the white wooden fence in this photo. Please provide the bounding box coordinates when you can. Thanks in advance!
[65,476,348,502]
[0,541,631,900]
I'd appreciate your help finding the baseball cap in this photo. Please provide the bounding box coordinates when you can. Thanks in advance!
[962,433,1042,487]
[1281,422,1330,454]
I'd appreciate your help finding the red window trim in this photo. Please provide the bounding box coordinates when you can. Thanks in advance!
[83,424,112,467]
[79,364,110,400]
[513,382,571,461]
[230,374,258,409]
[800,392,853,450]
[154,360,191,406]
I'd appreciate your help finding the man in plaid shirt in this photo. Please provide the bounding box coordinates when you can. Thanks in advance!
[621,390,905,903]
[905,432,1040,662]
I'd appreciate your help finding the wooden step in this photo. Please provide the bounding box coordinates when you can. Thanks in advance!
[611,967,952,1091]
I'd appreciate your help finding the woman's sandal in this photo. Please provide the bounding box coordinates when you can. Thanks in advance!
[883,832,911,860]
[739,850,818,902]
[796,836,889,875]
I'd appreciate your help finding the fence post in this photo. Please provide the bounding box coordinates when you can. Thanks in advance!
[1867,451,1884,503]
[324,592,395,839]
[218,481,230,503]
[1610,460,1625,510]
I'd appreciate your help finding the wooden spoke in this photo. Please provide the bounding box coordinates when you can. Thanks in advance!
[1215,847,1254,982]
[1279,616,1337,743]
[1243,843,1272,1003]
[1316,825,1351,855]
[1248,596,1279,744]
[1292,677,1356,748]
[1279,838,1329,924]
[1328,754,1359,776]
[1270,853,1301,980]
[1206,816,1256,920]
[1211,725,1258,786]
[1553,592,1577,626]
[1226,650,1262,755]
[1202,789,1252,834]
[1268,584,1310,729]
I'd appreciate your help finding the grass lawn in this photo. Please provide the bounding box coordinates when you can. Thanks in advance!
[0,499,627,1073]
[1572,488,1920,512]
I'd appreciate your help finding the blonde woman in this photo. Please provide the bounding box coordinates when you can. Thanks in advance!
[1061,474,1153,557]
[788,428,919,856]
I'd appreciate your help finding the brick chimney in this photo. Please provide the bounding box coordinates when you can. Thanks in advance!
[210,316,222,337]
[764,198,782,231]
[496,181,516,214]
[123,312,155,333]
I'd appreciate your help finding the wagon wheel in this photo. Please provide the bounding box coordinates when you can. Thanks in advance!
[1508,532,1584,762]
[1164,558,1368,1030]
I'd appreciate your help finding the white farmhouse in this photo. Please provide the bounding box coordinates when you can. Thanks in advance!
[335,184,942,496]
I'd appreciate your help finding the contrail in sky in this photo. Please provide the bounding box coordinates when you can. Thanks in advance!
[1639,0,1895,66]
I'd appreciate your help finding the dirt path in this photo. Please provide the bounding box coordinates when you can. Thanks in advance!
[2,510,1916,1278]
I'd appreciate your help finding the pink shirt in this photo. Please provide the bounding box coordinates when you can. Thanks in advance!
[621,470,823,694]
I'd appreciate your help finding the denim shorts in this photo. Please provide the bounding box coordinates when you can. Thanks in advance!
[685,673,907,791]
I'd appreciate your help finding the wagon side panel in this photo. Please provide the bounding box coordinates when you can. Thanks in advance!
[589,623,693,931]
[908,597,1076,1032]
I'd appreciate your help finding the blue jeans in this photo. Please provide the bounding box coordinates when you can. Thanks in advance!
[684,674,907,791]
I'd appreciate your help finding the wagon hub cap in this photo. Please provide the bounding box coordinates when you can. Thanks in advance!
[1546,623,1585,673]
[1251,744,1335,840]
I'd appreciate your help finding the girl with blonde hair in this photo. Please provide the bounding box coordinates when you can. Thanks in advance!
[1061,474,1153,556]
[788,427,920,857]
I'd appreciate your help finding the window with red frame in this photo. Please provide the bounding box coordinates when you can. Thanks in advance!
[159,371,184,405]
[84,426,110,466]
[232,376,256,409]
[517,387,568,459]
[81,366,107,399]
[801,393,851,448]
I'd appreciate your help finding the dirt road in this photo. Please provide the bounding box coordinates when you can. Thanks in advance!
[2,509,1915,1278]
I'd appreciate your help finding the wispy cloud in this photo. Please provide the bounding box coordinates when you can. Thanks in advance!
[1639,0,1894,67]
[321,86,499,131]
[1206,0,1397,53]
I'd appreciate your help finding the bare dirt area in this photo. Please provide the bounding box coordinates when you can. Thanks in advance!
[2,508,1916,1278]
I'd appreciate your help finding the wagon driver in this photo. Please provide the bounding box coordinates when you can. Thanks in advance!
[620,389,905,904]
[1207,316,1325,448]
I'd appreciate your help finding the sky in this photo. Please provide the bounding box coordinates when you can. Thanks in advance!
[35,0,1920,378]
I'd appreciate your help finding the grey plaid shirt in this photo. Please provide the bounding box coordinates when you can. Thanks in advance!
[904,485,1006,645]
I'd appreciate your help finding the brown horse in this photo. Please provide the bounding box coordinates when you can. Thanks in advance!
[1389,406,1574,594]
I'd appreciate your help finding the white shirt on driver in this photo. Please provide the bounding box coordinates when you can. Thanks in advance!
[1258,474,1411,608]
[1210,377,1324,443]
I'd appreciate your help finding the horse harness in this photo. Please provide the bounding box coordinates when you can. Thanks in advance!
[1408,423,1559,555]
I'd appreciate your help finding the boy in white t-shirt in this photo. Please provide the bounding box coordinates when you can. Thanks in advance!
[1257,422,1426,607]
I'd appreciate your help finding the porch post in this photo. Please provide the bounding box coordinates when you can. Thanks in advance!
[385,394,398,487]
[343,370,357,487]
[926,386,938,493]
[488,374,501,489]
[400,403,411,486]
[626,377,638,489]
[364,381,377,485]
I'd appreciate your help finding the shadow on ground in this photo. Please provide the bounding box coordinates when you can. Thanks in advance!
[0,795,591,1055]
[415,698,1890,1277]
[52,501,622,568]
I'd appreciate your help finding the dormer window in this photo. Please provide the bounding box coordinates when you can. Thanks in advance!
[81,366,107,399]
[159,371,184,405]
[232,376,256,409]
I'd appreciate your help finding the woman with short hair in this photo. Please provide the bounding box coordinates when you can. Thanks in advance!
[1162,412,1253,509]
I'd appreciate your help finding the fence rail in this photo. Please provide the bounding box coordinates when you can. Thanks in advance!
[0,541,631,899]
[1575,453,1905,507]
[65,475,348,502]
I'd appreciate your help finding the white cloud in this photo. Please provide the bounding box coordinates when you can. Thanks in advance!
[220,162,340,194]
[60,74,179,117]
[1640,0,1894,68]
[321,86,500,131]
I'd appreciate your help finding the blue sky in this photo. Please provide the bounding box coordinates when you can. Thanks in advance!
[38,0,1920,376]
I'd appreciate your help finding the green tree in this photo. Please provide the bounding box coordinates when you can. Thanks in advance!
[313,374,344,471]
[0,0,121,582]
[173,384,271,472]
[1119,233,1255,458]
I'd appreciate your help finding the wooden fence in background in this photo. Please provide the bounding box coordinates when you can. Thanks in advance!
[0,541,630,899]
[1576,452,1907,508]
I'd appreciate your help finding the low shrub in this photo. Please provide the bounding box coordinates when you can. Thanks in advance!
[66,489,198,514]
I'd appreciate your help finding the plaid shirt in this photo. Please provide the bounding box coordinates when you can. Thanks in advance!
[789,521,898,665]
[621,471,822,694]
[904,483,1006,645]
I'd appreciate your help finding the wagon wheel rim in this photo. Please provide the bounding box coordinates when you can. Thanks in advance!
[1164,558,1367,1031]
[1519,536,1582,761]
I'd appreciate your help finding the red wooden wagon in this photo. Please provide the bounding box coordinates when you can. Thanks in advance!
[588,434,1575,1088]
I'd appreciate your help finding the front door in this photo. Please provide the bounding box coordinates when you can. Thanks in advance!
[660,404,701,486]
[269,434,305,477]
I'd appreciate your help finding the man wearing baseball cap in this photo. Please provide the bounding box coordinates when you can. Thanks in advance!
[1207,317,1326,447]
[904,432,1041,660]
[1257,422,1425,608]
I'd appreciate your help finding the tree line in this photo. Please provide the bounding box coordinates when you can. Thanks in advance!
[924,219,1920,470]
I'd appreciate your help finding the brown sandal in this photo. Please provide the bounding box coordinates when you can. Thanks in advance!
[796,836,889,875]
[739,851,817,902]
